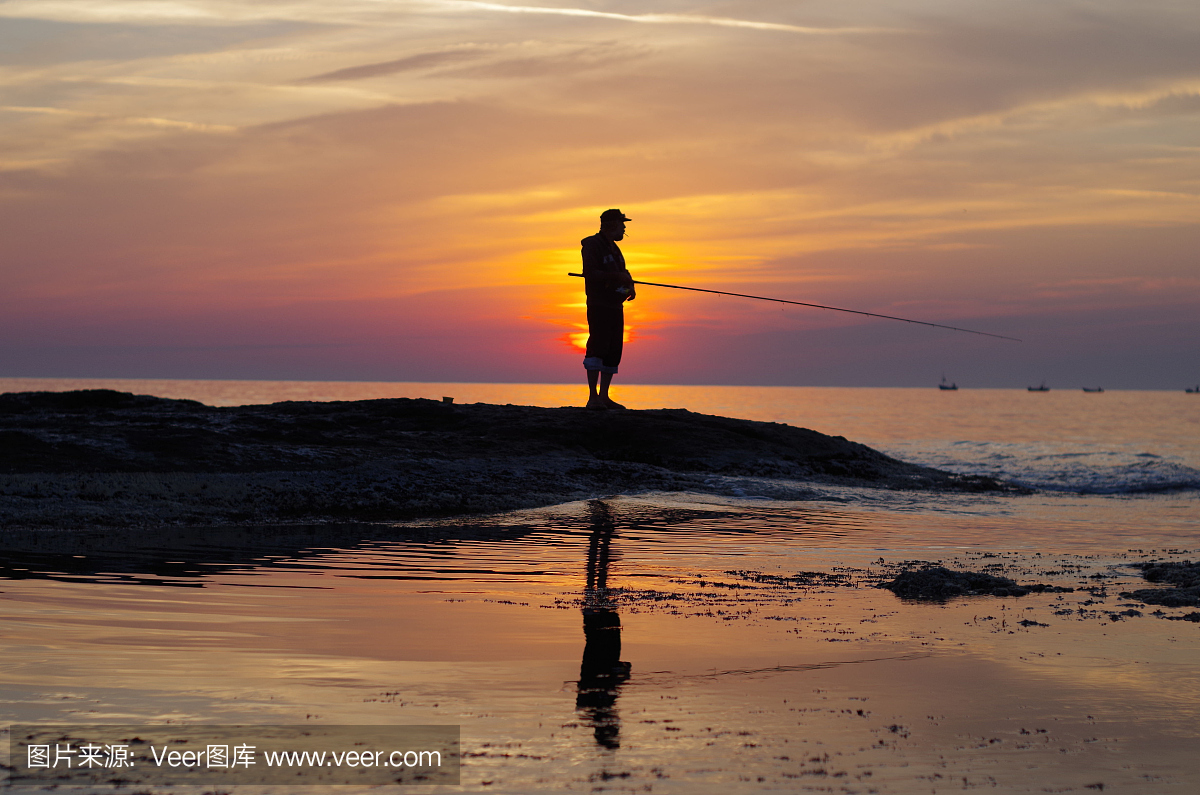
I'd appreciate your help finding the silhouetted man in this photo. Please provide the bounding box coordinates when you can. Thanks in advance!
[581,209,636,410]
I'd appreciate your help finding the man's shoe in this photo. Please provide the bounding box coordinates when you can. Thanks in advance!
[586,396,609,410]
[604,397,627,410]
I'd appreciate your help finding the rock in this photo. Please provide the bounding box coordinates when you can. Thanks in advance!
[0,389,1023,529]
[1120,561,1200,607]
[877,565,1072,601]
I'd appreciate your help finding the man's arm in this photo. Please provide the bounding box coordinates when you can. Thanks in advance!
[582,237,634,290]
[612,271,636,301]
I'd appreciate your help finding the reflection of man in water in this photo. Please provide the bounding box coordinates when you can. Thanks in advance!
[581,209,636,410]
[576,501,631,749]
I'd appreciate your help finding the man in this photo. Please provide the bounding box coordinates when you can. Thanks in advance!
[581,209,636,410]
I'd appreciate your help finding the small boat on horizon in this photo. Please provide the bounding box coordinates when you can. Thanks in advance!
[938,375,958,391]
[1027,383,1050,392]
[1082,387,1104,393]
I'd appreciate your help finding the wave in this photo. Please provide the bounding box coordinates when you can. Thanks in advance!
[883,441,1200,495]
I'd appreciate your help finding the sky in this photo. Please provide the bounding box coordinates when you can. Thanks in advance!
[1,0,1197,388]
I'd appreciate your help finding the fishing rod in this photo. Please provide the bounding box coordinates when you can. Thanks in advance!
[568,273,1021,342]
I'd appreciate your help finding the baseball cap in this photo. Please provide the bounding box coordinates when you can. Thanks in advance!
[600,208,632,223]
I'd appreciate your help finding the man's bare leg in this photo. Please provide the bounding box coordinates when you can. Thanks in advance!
[587,371,621,409]
[599,373,624,409]
[587,370,605,409]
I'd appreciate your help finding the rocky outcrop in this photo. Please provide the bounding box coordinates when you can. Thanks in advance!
[0,389,1019,528]
[878,565,1073,600]
[1121,561,1200,607]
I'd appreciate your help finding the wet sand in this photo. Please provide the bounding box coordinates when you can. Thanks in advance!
[2,494,1198,793]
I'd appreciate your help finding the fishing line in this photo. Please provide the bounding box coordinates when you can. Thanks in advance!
[568,273,1020,342]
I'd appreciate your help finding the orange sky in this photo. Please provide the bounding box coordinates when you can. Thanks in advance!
[1,0,1197,387]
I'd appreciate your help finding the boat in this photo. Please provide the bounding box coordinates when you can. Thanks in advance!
[1188,386,1200,393]
[1027,383,1050,392]
[938,375,958,391]
[1082,387,1104,393]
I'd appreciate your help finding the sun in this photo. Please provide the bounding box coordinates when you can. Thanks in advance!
[562,326,632,353]
[566,330,589,352]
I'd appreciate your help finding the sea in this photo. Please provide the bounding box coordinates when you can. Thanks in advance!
[2,378,1198,793]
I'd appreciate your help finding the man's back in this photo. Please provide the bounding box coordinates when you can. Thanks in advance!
[581,233,627,307]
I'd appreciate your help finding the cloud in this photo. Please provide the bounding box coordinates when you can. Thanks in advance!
[0,0,895,34]
[438,42,650,80]
[437,1,893,35]
[296,41,649,85]
[3,0,1200,385]
[0,0,235,25]
[298,49,485,83]
[2,103,234,131]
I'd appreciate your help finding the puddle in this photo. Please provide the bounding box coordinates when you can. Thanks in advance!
[2,496,1199,792]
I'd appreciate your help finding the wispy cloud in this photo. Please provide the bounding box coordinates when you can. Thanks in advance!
[0,0,895,33]
[2,0,1198,385]
[0,0,231,24]
[438,1,893,35]
[861,81,1200,154]
[299,49,484,83]
[2,103,234,131]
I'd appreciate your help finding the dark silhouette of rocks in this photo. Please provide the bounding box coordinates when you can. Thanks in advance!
[1,389,1019,528]
[1121,561,1200,607]
[879,565,1073,600]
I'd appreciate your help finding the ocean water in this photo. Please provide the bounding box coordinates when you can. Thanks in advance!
[2,378,1199,793]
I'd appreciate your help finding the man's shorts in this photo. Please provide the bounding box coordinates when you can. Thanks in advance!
[583,304,623,374]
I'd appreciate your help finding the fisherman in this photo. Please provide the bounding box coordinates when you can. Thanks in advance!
[581,209,636,410]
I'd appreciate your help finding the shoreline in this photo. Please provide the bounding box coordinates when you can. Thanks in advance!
[1,389,1022,529]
